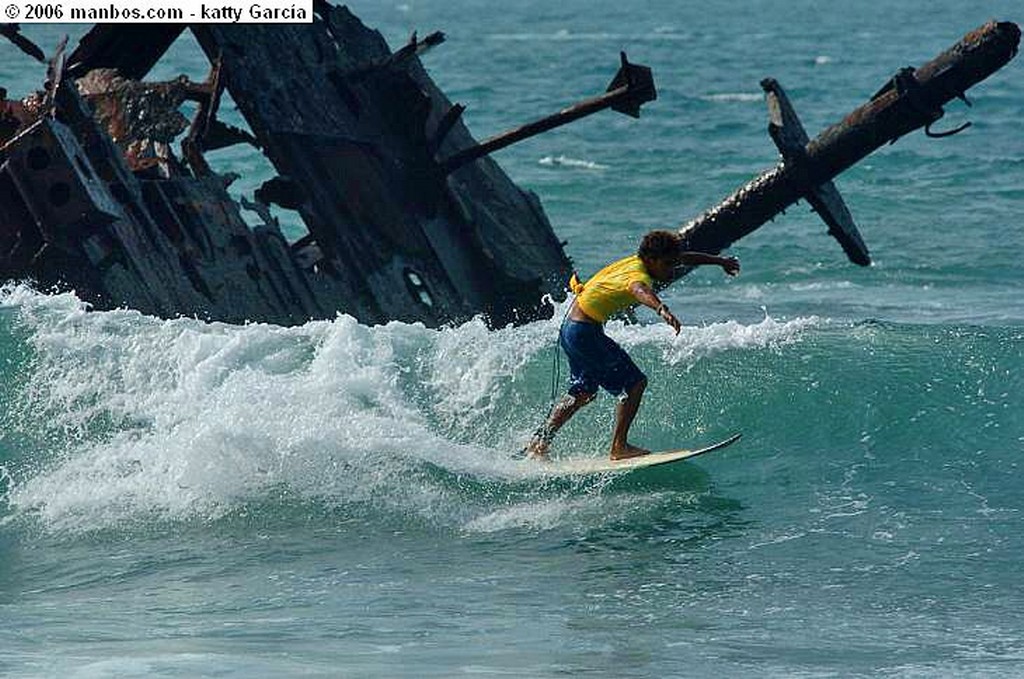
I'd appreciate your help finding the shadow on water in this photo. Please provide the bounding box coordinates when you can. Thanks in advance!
[581,470,750,546]
[415,457,751,539]
[603,460,716,493]
[414,455,737,499]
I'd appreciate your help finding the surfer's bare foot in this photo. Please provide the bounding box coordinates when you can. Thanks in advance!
[609,442,650,460]
[524,439,550,461]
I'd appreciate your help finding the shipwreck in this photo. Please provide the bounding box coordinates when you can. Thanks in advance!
[0,12,1018,327]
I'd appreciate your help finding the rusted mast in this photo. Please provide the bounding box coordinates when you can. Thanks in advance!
[440,52,656,174]
[677,21,1020,270]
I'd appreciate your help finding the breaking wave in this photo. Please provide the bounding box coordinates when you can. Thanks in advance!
[0,285,817,534]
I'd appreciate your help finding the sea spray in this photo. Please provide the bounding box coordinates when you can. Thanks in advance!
[1,285,822,533]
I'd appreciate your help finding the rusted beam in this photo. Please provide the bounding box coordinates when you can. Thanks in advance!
[0,24,45,62]
[346,30,446,82]
[677,21,1020,268]
[439,51,655,174]
[67,24,185,80]
[183,53,226,177]
[42,36,68,118]
[428,102,465,155]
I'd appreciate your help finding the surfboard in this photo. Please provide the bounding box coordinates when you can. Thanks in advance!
[542,433,742,475]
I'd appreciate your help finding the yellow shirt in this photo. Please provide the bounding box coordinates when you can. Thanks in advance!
[569,255,653,323]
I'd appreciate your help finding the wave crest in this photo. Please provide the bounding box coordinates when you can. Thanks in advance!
[0,287,814,533]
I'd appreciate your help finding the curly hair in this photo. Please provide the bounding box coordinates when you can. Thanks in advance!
[637,230,682,262]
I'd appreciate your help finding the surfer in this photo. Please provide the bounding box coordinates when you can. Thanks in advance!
[525,230,739,460]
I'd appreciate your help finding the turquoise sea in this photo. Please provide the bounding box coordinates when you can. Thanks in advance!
[2,1,1023,676]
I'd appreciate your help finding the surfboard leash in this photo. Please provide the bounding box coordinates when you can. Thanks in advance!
[549,333,561,404]
[548,295,573,404]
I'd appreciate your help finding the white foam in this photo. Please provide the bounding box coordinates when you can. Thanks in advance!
[607,313,820,366]
[788,280,856,292]
[426,307,562,424]
[0,286,817,532]
[538,155,609,171]
[700,92,763,103]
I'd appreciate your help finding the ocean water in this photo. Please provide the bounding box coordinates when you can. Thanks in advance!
[1,1,1023,677]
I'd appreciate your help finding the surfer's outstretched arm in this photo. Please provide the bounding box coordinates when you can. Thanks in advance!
[678,252,741,276]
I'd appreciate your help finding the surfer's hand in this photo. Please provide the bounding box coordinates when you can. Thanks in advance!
[721,256,740,276]
[658,305,681,334]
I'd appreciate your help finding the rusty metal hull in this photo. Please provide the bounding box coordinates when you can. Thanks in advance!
[1,6,574,327]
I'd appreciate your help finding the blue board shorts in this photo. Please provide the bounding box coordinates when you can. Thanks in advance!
[559,319,646,398]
